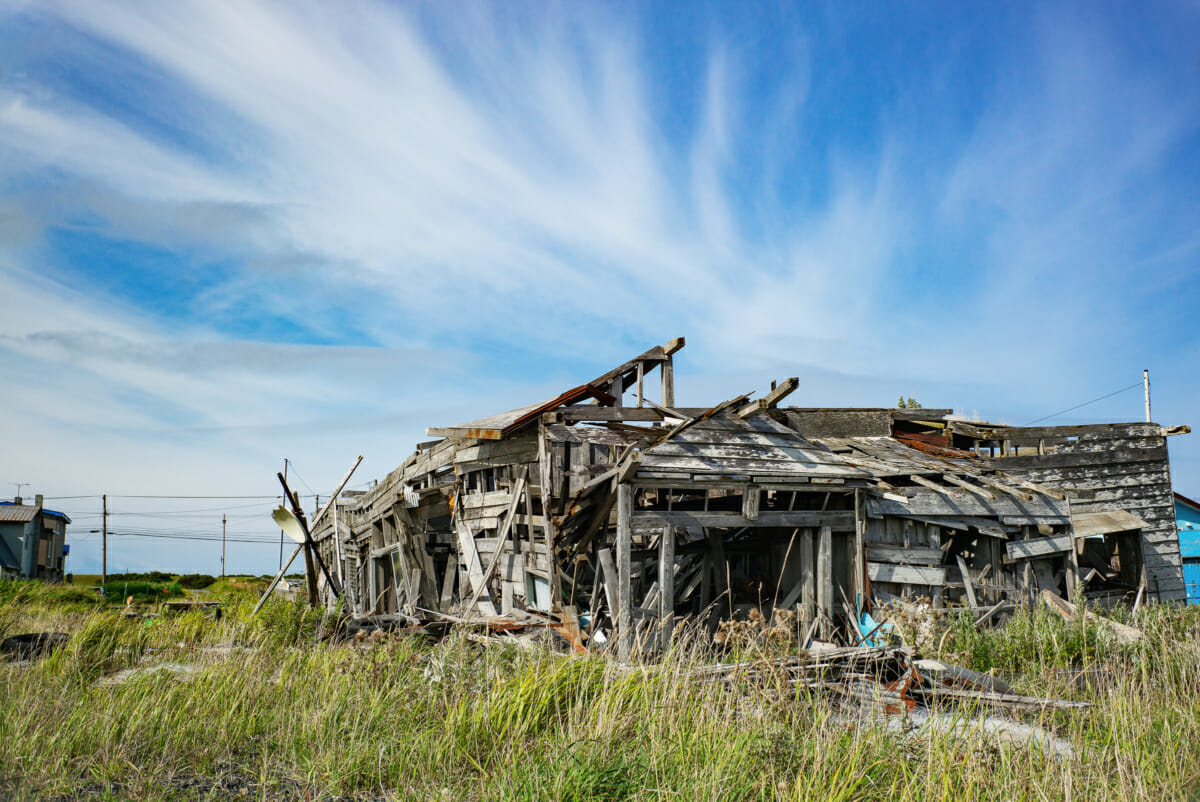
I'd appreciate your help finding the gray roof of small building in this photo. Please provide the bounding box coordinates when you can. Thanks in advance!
[0,504,71,524]
[0,505,39,523]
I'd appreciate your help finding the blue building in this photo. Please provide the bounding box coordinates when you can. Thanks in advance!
[1176,492,1200,604]
[0,496,71,581]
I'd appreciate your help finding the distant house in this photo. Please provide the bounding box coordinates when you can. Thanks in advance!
[0,496,70,581]
[1177,492,1200,604]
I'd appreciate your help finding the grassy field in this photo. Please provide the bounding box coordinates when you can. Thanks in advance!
[2,580,1200,801]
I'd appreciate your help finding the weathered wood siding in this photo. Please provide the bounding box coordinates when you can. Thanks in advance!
[989,422,1185,602]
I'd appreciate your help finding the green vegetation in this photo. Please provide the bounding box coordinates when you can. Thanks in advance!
[896,396,923,409]
[2,580,1200,800]
[100,580,183,604]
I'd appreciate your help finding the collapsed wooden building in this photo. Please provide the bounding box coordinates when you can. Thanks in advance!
[306,338,1190,655]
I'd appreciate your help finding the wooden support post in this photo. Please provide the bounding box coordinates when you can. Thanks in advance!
[616,483,633,659]
[599,547,619,620]
[930,525,944,609]
[817,525,832,640]
[439,554,458,612]
[854,490,865,606]
[661,357,675,408]
[707,528,728,618]
[1022,525,1034,610]
[742,487,760,521]
[800,527,815,630]
[659,524,674,651]
[957,554,980,611]
[1064,500,1079,604]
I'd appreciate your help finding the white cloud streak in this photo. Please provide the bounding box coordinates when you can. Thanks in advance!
[1,1,1199,571]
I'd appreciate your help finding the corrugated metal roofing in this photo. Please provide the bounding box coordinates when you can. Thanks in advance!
[0,504,71,524]
[0,505,39,523]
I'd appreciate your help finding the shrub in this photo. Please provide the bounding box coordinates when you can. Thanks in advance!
[100,580,183,604]
[177,573,216,589]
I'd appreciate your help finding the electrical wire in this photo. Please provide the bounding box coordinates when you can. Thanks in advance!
[1024,381,1143,425]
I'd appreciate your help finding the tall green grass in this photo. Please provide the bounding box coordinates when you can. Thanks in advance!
[3,580,1200,800]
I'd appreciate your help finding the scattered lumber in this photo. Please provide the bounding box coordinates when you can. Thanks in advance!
[1040,590,1143,644]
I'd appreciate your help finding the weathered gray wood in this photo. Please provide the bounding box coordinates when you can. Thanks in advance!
[881,514,1009,538]
[598,547,619,619]
[454,512,498,617]
[817,525,833,640]
[1005,533,1072,562]
[957,554,979,610]
[778,409,893,438]
[866,492,1068,521]
[1071,509,1148,538]
[616,483,633,659]
[942,473,997,500]
[910,474,962,498]
[630,510,855,530]
[463,467,528,615]
[865,544,943,565]
[867,562,946,586]
[990,446,1168,470]
[742,488,760,521]
[439,554,458,611]
[659,524,674,650]
[800,528,815,629]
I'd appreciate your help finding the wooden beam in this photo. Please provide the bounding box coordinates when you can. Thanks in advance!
[659,524,675,650]
[956,554,979,610]
[817,525,833,640]
[598,547,619,620]
[616,483,633,659]
[800,528,815,629]
[910,474,962,498]
[1005,533,1072,562]
[630,510,855,529]
[867,562,946,586]
[942,473,997,500]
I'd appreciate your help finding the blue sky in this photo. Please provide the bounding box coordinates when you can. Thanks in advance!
[1,1,1198,575]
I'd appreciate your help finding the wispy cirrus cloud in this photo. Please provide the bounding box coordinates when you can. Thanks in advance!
[1,1,1199,572]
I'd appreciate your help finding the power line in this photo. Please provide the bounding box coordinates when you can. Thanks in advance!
[1025,382,1143,425]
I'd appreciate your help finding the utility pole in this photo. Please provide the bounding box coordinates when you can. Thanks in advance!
[279,458,288,570]
[102,494,108,584]
[1144,369,1152,423]
[221,514,227,578]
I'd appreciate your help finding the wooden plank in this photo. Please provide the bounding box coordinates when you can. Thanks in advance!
[988,446,1167,470]
[454,512,497,617]
[800,528,815,628]
[630,510,855,529]
[742,488,760,521]
[949,420,1158,441]
[817,525,833,640]
[438,554,458,611]
[910,474,962,498]
[598,547,619,618]
[956,554,979,610]
[616,483,633,659]
[659,524,674,650]
[942,473,997,500]
[867,562,946,586]
[865,544,943,566]
[866,492,1067,520]
[1071,509,1148,539]
[1005,533,1072,562]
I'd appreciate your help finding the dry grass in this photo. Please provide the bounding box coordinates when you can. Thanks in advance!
[2,580,1200,800]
